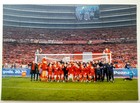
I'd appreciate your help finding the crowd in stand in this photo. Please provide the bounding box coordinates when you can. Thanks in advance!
[3,26,136,41]
[3,43,137,68]
[2,26,137,69]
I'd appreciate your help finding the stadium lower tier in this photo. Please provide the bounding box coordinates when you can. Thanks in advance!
[3,42,137,68]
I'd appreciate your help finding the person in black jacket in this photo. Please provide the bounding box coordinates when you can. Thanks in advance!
[29,61,36,81]
[92,61,98,81]
[108,63,115,82]
[99,61,104,82]
[62,63,68,82]
[35,63,39,81]
[96,64,101,81]
[102,61,109,82]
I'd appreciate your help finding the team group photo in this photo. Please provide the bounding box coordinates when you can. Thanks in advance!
[30,48,115,83]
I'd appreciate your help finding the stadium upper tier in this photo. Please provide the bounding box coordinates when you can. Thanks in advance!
[3,5,136,29]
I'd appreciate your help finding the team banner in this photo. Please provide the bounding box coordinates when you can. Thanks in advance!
[2,68,138,78]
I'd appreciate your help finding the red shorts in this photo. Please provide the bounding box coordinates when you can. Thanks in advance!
[48,72,52,76]
[54,71,59,75]
[59,71,64,75]
[74,72,80,76]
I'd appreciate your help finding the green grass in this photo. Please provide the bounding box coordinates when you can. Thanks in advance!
[1,77,138,101]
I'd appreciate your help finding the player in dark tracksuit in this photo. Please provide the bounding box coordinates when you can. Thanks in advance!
[96,64,101,81]
[29,61,36,81]
[99,61,104,82]
[35,63,39,81]
[102,62,109,82]
[108,63,114,82]
[62,63,68,81]
[92,61,98,81]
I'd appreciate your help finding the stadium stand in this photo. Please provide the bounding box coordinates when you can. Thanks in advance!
[3,5,137,68]
[3,26,136,41]
[3,40,137,68]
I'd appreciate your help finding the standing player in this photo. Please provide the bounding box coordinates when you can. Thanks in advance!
[48,63,53,82]
[74,63,81,82]
[85,63,90,82]
[53,62,59,82]
[96,64,101,81]
[62,63,68,82]
[38,62,42,81]
[99,61,104,82]
[102,61,109,82]
[108,63,115,82]
[82,64,89,82]
[30,61,36,81]
[88,65,95,82]
[35,63,40,81]
[67,63,75,82]
[93,61,98,82]
[79,64,84,82]
[59,63,64,82]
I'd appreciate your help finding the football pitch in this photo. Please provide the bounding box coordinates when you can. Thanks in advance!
[1,77,138,101]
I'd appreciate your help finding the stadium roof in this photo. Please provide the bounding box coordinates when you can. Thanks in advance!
[3,5,136,29]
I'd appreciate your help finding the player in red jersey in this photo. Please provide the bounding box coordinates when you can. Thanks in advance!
[48,63,53,82]
[53,63,60,82]
[74,63,81,82]
[56,62,62,82]
[67,63,75,82]
[66,64,71,81]
[59,64,64,82]
[79,64,84,82]
[88,65,95,82]
[51,63,55,81]
[72,63,78,82]
[86,63,91,82]
[83,64,90,82]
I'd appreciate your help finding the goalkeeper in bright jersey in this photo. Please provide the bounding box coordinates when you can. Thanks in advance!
[124,62,133,81]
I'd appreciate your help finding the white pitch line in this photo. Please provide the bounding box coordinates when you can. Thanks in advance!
[2,86,137,92]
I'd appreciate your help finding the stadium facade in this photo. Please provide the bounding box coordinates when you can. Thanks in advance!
[3,5,136,29]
